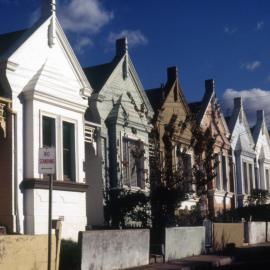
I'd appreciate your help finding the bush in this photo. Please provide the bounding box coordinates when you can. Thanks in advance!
[176,205,203,226]
[215,204,270,222]
[59,240,81,270]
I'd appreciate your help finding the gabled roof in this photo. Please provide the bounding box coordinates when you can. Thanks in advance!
[146,87,164,113]
[227,98,254,147]
[84,61,118,93]
[190,79,230,136]
[84,38,154,117]
[0,14,92,95]
[0,29,27,56]
[0,17,48,61]
[252,111,270,147]
[145,67,190,118]
[189,101,202,116]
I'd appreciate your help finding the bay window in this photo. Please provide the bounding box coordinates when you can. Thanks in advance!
[41,114,76,182]
[63,121,75,181]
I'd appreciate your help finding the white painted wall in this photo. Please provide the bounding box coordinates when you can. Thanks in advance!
[2,16,90,239]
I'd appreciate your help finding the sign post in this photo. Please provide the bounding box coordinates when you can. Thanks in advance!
[39,147,55,270]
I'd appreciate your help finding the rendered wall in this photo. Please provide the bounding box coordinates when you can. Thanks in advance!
[165,227,205,261]
[80,229,150,270]
[24,189,86,241]
[213,223,244,250]
[245,222,266,244]
[0,235,57,270]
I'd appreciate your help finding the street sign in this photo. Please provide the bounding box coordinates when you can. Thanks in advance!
[38,147,56,270]
[39,148,56,174]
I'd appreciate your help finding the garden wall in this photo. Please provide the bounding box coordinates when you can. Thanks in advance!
[80,229,149,270]
[0,235,57,270]
[213,223,244,250]
[165,226,205,261]
[244,222,267,244]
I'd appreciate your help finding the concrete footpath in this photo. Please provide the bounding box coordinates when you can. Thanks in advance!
[127,242,270,270]
[127,255,233,270]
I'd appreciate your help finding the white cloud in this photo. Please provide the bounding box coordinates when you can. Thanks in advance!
[59,0,113,34]
[242,61,261,71]
[108,30,148,48]
[224,26,238,35]
[74,36,93,54]
[256,21,264,31]
[222,88,270,126]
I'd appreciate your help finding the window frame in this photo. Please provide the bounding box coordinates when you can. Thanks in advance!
[39,112,78,182]
[121,132,145,189]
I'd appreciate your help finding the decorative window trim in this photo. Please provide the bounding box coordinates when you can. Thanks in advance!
[39,111,78,182]
[120,131,146,189]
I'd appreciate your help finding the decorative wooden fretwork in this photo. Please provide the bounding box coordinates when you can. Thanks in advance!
[85,122,96,144]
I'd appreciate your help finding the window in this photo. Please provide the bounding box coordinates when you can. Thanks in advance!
[63,121,75,181]
[222,156,227,191]
[42,116,55,180]
[215,154,221,190]
[122,138,144,188]
[43,116,55,147]
[249,164,253,191]
[243,162,248,194]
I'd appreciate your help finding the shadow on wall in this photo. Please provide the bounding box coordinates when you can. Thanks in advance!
[59,240,81,270]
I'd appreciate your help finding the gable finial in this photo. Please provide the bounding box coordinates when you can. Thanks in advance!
[48,0,56,48]
[116,37,128,57]
[42,0,56,18]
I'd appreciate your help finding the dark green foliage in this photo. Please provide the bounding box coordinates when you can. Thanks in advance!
[104,188,150,228]
[176,205,204,226]
[59,240,81,270]
[247,189,270,206]
[215,204,270,222]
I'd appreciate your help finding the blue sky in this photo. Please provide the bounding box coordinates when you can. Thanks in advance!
[1,0,270,124]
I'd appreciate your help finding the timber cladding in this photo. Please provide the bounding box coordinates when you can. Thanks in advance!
[213,223,244,250]
[0,235,57,270]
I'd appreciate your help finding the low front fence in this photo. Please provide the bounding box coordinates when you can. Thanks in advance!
[79,229,150,270]
[165,226,205,261]
[0,235,58,270]
[244,222,267,244]
[0,220,61,270]
[213,223,244,250]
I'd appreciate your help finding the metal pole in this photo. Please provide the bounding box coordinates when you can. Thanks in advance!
[48,174,53,270]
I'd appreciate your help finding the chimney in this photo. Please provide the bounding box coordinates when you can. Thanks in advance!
[234,97,243,109]
[167,66,178,83]
[205,79,215,95]
[116,37,128,58]
[257,110,265,122]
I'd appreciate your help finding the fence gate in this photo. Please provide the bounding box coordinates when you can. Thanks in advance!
[203,218,213,249]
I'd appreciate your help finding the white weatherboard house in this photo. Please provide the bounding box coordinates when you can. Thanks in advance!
[84,38,154,222]
[227,97,256,207]
[0,1,92,240]
[252,110,270,194]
